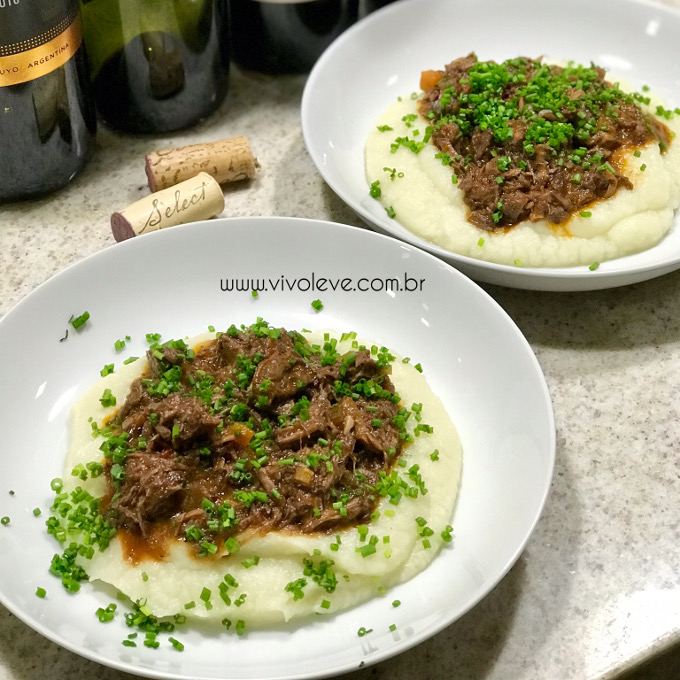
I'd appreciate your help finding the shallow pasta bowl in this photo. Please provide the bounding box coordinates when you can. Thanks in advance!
[0,217,554,678]
[302,0,680,291]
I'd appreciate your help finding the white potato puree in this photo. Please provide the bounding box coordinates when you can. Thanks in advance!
[64,330,462,626]
[366,94,680,268]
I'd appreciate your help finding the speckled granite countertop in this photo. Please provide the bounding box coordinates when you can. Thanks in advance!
[2,6,680,678]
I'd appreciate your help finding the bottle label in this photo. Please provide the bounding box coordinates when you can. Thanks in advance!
[0,8,82,87]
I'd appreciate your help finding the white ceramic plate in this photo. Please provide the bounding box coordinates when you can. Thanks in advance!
[302,0,680,291]
[0,217,554,679]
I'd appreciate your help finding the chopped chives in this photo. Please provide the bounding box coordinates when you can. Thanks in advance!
[96,603,117,622]
[199,541,218,557]
[224,537,240,554]
[99,388,116,408]
[356,543,377,557]
[70,311,90,330]
[169,637,184,651]
[100,363,114,377]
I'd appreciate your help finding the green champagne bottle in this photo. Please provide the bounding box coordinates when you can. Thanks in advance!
[80,0,229,133]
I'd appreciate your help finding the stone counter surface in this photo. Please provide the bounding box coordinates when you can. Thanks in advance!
[2,9,680,679]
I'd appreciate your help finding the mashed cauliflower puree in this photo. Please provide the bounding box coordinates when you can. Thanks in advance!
[366,62,680,268]
[60,330,462,627]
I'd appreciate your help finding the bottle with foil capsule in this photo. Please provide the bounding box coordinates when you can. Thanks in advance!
[229,0,359,74]
[0,0,96,203]
[79,0,230,134]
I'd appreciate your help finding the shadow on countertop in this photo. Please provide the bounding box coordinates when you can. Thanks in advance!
[611,641,680,680]
[483,266,680,352]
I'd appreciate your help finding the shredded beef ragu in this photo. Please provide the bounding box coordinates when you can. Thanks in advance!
[103,324,406,558]
[418,54,672,231]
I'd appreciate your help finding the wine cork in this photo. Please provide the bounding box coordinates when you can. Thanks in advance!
[111,172,224,242]
[145,136,259,191]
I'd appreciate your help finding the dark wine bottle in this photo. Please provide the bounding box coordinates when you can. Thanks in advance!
[79,0,230,134]
[0,0,96,203]
[362,0,396,13]
[229,0,359,75]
